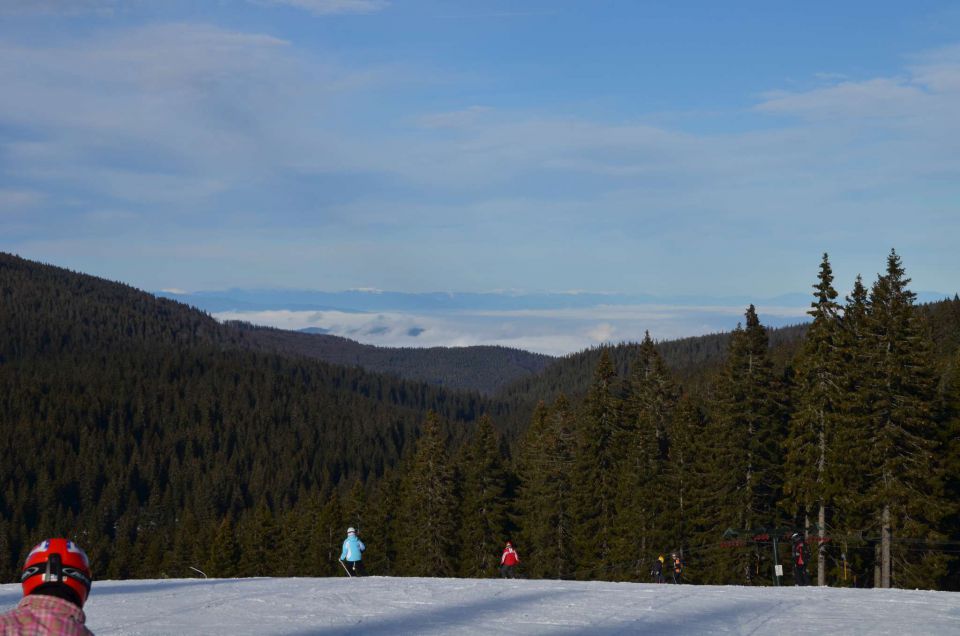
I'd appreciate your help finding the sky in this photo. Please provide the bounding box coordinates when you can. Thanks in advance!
[4,575,960,635]
[2,1,959,352]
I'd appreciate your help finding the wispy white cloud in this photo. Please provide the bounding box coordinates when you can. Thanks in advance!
[416,106,493,129]
[586,322,616,343]
[0,0,119,16]
[0,23,381,211]
[812,72,849,82]
[756,78,928,121]
[252,0,388,15]
[7,22,958,206]
[0,189,44,212]
[82,208,140,224]
[908,43,960,92]
[431,11,557,20]
[4,20,959,297]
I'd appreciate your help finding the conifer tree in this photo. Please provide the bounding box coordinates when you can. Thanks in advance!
[317,490,345,576]
[343,479,367,539]
[783,253,844,585]
[612,332,678,579]
[207,516,240,577]
[363,470,401,576]
[457,416,511,578]
[163,509,203,577]
[571,349,621,578]
[662,393,707,580]
[515,396,576,579]
[0,521,12,581]
[824,274,876,584]
[515,400,552,577]
[396,412,459,576]
[275,506,308,576]
[239,503,279,576]
[861,250,948,588]
[707,306,784,584]
[108,512,138,580]
[940,350,960,590]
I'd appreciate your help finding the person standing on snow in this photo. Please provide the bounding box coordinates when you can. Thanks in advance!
[670,552,684,584]
[340,527,366,577]
[651,554,665,583]
[500,541,520,578]
[0,538,94,635]
[791,532,810,586]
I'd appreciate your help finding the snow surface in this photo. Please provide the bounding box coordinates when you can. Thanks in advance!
[3,576,959,635]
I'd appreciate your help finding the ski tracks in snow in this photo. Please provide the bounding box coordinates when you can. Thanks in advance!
[10,576,959,635]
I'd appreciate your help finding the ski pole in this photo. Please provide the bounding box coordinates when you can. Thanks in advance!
[339,559,352,577]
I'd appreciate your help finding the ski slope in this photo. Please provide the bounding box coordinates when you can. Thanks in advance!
[2,576,959,635]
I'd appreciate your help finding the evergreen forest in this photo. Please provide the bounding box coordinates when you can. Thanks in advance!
[228,323,555,396]
[1,250,959,591]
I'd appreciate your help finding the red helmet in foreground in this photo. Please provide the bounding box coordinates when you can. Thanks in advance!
[21,538,92,607]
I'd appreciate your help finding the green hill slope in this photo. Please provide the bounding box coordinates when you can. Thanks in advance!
[0,252,493,577]
[229,322,553,395]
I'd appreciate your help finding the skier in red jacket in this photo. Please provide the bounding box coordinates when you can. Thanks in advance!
[500,541,520,578]
[792,533,810,586]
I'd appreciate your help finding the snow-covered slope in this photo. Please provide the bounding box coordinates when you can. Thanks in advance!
[3,576,959,635]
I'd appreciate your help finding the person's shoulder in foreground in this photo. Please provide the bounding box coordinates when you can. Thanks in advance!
[0,538,94,635]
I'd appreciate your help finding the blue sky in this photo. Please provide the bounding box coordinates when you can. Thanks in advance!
[2,1,959,352]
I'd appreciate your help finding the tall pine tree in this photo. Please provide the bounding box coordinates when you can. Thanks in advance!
[363,469,402,576]
[611,332,678,580]
[457,416,511,577]
[571,350,622,579]
[515,396,577,579]
[706,305,784,584]
[396,412,459,576]
[940,350,960,590]
[861,250,947,588]
[664,393,708,582]
[783,253,844,585]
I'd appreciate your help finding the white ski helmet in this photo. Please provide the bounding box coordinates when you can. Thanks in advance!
[347,527,356,535]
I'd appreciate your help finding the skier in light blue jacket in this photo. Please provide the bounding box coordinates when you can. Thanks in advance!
[339,527,366,576]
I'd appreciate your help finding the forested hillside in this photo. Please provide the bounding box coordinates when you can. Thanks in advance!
[491,322,809,433]
[357,250,959,590]
[498,253,960,590]
[0,253,494,580]
[2,251,958,591]
[492,296,960,434]
[229,323,553,395]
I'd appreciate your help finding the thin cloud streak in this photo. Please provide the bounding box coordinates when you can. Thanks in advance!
[0,0,119,16]
[252,0,389,15]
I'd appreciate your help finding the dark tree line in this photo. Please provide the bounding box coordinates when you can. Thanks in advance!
[232,324,554,396]
[0,253,488,580]
[536,252,955,588]
[1,251,958,590]
[370,251,958,589]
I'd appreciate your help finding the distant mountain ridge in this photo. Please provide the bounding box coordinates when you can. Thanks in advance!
[158,287,955,357]
[157,288,810,313]
[229,322,554,395]
[157,287,953,314]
